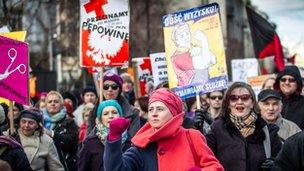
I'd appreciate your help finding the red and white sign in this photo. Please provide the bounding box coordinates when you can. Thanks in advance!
[80,0,129,67]
[132,57,152,96]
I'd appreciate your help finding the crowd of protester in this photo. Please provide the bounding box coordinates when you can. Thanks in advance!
[1,65,304,170]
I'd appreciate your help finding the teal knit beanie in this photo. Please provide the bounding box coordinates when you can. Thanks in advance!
[96,100,123,118]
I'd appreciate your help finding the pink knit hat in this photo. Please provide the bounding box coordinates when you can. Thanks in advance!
[149,88,183,116]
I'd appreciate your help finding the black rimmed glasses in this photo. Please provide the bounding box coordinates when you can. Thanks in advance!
[103,84,119,90]
[209,96,223,100]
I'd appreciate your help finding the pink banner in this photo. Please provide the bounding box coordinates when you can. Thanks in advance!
[0,35,29,105]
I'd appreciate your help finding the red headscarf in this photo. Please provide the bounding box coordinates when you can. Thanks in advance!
[149,88,183,116]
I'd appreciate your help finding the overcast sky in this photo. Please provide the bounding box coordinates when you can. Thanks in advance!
[251,0,304,55]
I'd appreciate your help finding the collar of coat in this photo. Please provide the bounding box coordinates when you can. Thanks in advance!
[131,113,183,148]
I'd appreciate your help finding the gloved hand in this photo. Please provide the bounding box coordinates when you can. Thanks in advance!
[194,109,206,129]
[108,117,130,141]
[261,157,275,170]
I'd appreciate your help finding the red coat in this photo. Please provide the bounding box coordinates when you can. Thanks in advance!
[131,113,223,171]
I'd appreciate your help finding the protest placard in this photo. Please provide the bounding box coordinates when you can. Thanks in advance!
[0,31,27,41]
[132,57,152,96]
[163,3,228,99]
[231,58,259,82]
[150,52,168,87]
[80,0,129,67]
[0,35,29,105]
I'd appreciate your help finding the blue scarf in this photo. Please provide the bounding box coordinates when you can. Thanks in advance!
[42,108,66,130]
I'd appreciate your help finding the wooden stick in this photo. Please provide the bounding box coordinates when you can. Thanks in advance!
[196,94,201,110]
[99,68,103,103]
[9,101,15,135]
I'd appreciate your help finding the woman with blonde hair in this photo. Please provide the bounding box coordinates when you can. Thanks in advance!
[42,91,78,171]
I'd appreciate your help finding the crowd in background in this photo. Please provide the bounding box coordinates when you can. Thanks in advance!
[1,65,304,170]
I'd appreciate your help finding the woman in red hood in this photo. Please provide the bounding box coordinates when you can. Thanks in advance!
[104,88,223,171]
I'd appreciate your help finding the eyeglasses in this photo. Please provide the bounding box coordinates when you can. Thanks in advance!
[103,84,119,90]
[280,77,296,83]
[209,96,223,100]
[229,94,251,102]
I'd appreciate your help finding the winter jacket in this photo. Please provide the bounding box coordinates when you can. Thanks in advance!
[52,116,79,171]
[18,131,64,171]
[73,103,85,127]
[0,135,32,171]
[273,131,304,170]
[274,114,301,141]
[280,94,304,130]
[77,130,104,171]
[274,65,304,130]
[77,128,130,171]
[206,115,282,171]
[104,113,224,171]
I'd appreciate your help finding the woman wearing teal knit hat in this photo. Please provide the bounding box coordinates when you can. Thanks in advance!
[77,100,130,171]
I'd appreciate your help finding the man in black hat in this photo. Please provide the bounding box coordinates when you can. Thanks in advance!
[273,65,304,129]
[258,89,301,141]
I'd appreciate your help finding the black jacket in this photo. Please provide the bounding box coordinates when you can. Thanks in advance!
[206,115,282,171]
[281,94,304,130]
[53,116,79,171]
[273,131,304,170]
[0,136,32,171]
[77,128,131,171]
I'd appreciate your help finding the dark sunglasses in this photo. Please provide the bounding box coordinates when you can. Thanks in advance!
[209,96,223,100]
[229,94,251,102]
[103,84,119,90]
[280,77,296,83]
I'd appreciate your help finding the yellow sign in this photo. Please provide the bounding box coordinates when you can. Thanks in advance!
[0,31,27,41]
[162,3,228,99]
[0,97,10,105]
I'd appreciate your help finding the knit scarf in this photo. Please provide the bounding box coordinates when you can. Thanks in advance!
[42,108,66,130]
[95,123,128,145]
[230,112,257,137]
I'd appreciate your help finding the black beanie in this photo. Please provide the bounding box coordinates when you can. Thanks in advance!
[82,86,98,98]
[20,108,43,124]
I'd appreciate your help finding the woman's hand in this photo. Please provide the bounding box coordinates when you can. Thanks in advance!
[108,117,130,141]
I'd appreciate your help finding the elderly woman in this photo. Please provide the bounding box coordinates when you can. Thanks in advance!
[42,91,79,171]
[78,100,129,171]
[17,108,64,171]
[104,88,224,171]
[206,82,282,171]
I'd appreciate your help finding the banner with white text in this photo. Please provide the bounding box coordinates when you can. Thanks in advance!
[80,0,129,67]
